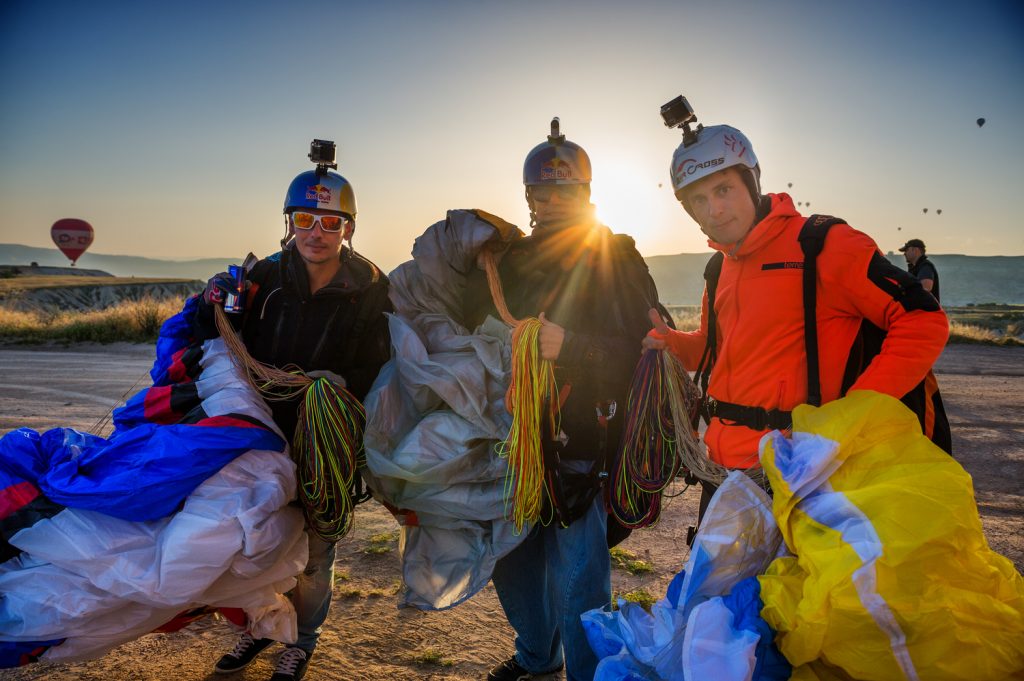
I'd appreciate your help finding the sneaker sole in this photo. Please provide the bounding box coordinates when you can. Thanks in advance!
[214,651,269,674]
[214,659,260,674]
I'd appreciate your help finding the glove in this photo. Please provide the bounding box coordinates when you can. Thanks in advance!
[203,272,241,306]
[307,370,347,388]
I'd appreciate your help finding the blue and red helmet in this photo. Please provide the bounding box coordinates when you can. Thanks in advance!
[523,118,592,186]
[283,170,356,220]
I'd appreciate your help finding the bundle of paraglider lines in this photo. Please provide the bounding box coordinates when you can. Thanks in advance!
[609,348,702,527]
[480,251,704,533]
[215,306,364,542]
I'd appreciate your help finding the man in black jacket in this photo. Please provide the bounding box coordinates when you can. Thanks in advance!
[466,120,662,681]
[900,238,941,303]
[196,143,390,681]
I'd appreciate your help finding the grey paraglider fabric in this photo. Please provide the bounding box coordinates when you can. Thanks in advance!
[362,209,526,610]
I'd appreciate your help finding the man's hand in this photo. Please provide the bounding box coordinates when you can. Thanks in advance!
[307,369,346,388]
[538,312,565,361]
[642,307,670,351]
[202,272,239,306]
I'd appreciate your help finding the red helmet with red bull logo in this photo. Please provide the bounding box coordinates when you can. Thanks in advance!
[523,118,592,186]
[669,124,760,202]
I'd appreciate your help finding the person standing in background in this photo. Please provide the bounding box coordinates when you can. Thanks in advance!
[900,238,940,303]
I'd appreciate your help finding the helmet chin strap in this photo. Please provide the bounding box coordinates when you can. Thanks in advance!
[281,215,294,250]
[343,226,355,259]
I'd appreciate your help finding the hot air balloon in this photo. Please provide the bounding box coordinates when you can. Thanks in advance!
[50,218,94,266]
[805,202,811,208]
[788,182,793,188]
[923,208,928,214]
[977,118,985,128]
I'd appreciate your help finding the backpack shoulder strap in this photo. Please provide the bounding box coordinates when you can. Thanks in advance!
[693,251,724,425]
[798,214,846,406]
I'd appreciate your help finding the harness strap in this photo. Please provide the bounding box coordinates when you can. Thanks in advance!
[798,215,846,407]
[694,252,724,427]
[706,398,792,431]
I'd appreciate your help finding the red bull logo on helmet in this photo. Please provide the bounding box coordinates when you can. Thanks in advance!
[540,158,573,181]
[305,184,332,203]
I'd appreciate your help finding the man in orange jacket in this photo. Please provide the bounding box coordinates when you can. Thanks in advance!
[645,103,949,521]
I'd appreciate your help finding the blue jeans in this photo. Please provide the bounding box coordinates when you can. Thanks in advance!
[491,496,611,681]
[291,533,336,652]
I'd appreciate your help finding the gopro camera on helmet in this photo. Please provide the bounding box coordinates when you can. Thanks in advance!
[660,96,695,129]
[661,95,703,147]
[308,139,338,175]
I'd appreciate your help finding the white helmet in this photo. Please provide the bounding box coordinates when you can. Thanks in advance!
[669,124,760,201]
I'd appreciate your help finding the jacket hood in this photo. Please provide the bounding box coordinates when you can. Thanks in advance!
[280,243,382,299]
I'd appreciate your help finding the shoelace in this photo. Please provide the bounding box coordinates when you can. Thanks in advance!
[229,634,257,658]
[276,647,307,674]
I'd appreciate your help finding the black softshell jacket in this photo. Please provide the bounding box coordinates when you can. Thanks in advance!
[194,244,392,437]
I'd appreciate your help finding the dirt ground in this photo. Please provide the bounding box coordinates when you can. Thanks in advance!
[0,343,1021,681]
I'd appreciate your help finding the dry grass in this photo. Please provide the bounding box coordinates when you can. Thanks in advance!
[948,322,1024,346]
[0,297,181,343]
[0,275,196,292]
[665,305,701,332]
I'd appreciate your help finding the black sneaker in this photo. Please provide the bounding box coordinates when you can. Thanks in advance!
[487,655,564,681]
[270,646,311,681]
[214,634,275,673]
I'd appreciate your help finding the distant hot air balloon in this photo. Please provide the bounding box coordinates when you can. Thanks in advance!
[898,227,902,231]
[788,182,793,188]
[977,118,985,128]
[923,208,928,214]
[50,218,94,266]
[805,202,811,208]
[658,183,663,188]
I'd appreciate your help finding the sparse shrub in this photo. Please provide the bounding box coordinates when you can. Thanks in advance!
[364,530,399,554]
[609,547,654,575]
[411,648,455,667]
[131,298,169,338]
[612,588,658,612]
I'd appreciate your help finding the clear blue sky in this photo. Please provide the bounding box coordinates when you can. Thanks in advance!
[1,0,1021,272]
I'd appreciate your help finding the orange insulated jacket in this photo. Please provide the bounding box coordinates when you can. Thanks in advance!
[657,194,948,468]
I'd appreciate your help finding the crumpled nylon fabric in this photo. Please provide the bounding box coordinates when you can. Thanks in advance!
[0,304,308,666]
[582,472,790,681]
[362,209,526,610]
[758,390,1024,681]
